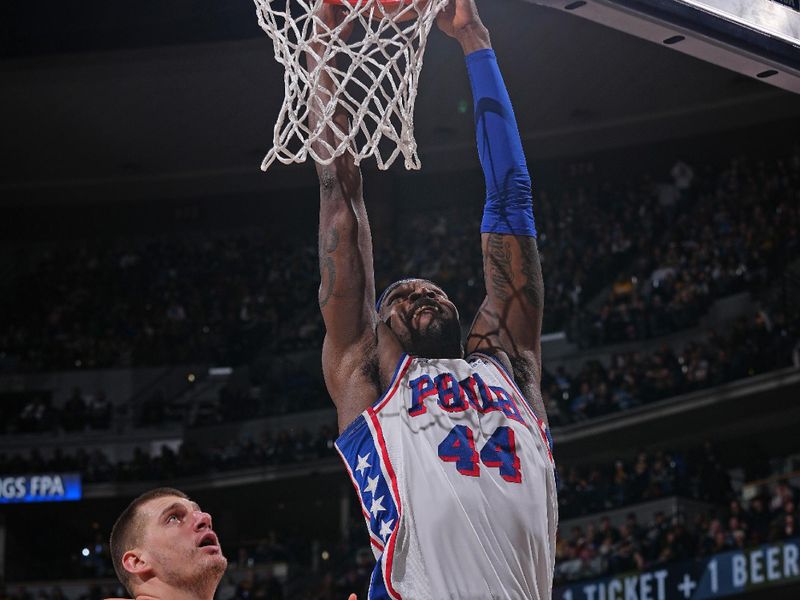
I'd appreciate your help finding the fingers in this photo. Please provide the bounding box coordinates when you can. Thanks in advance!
[435,0,457,35]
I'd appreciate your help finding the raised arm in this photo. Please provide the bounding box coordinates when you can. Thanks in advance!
[438,0,547,424]
[308,6,381,430]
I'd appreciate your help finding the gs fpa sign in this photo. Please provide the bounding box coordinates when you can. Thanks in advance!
[0,473,82,503]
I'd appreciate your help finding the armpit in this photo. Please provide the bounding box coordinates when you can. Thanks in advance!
[360,347,382,392]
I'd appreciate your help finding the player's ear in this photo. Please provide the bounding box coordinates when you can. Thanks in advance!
[122,548,151,576]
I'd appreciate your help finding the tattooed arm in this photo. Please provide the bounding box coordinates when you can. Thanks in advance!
[308,6,380,431]
[440,0,547,424]
[467,235,546,424]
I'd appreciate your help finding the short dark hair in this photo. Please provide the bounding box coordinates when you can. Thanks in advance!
[109,487,189,594]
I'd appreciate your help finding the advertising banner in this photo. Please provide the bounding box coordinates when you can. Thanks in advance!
[0,473,82,504]
[555,537,800,600]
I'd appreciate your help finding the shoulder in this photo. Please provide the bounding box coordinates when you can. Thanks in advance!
[466,348,514,377]
[469,348,548,426]
[325,323,409,432]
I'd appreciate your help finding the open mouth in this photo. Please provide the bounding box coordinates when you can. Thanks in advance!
[414,304,439,319]
[198,533,219,549]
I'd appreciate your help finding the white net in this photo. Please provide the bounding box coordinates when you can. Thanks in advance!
[254,0,449,171]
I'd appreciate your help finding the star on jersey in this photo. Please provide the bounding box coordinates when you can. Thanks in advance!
[379,518,394,541]
[355,453,372,475]
[335,415,400,555]
[364,475,379,496]
[369,495,386,518]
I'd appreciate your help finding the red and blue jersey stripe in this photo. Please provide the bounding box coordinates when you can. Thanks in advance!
[336,414,402,599]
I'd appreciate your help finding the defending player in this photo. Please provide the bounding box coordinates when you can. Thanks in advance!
[107,488,358,600]
[106,488,357,600]
[311,0,557,598]
[108,488,227,600]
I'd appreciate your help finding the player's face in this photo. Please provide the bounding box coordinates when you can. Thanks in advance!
[380,279,463,358]
[137,495,227,590]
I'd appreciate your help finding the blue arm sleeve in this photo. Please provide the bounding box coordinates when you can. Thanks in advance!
[466,48,536,238]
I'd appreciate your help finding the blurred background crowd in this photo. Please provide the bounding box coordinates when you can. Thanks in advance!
[2,149,797,373]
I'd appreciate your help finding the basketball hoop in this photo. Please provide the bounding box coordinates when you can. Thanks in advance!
[253,0,449,171]
[323,0,431,22]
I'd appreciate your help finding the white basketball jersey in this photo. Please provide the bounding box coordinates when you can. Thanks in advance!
[335,352,558,600]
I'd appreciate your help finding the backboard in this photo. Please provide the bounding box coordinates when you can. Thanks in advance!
[524,0,800,94]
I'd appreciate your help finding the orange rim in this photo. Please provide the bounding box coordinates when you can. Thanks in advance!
[322,0,414,5]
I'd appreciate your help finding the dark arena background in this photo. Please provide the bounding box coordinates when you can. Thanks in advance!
[2,0,800,598]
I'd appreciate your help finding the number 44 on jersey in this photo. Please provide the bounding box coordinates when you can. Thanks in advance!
[438,425,522,483]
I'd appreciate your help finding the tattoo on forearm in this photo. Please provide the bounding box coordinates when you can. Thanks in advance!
[324,227,339,253]
[319,257,336,308]
[319,168,336,192]
[319,226,339,308]
[486,234,513,303]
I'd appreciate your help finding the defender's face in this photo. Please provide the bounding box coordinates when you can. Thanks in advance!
[379,279,462,358]
[137,495,227,587]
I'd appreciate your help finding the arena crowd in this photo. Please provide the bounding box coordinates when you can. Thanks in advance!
[2,150,797,372]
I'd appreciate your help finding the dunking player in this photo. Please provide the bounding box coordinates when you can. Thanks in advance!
[311,0,557,598]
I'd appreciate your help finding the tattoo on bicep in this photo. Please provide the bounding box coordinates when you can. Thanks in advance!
[521,239,544,311]
[319,226,339,308]
[486,234,513,303]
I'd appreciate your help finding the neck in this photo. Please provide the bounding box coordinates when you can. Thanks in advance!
[135,580,216,600]
[408,340,464,360]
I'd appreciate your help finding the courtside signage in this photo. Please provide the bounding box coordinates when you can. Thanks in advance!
[0,473,81,503]
[555,537,800,600]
